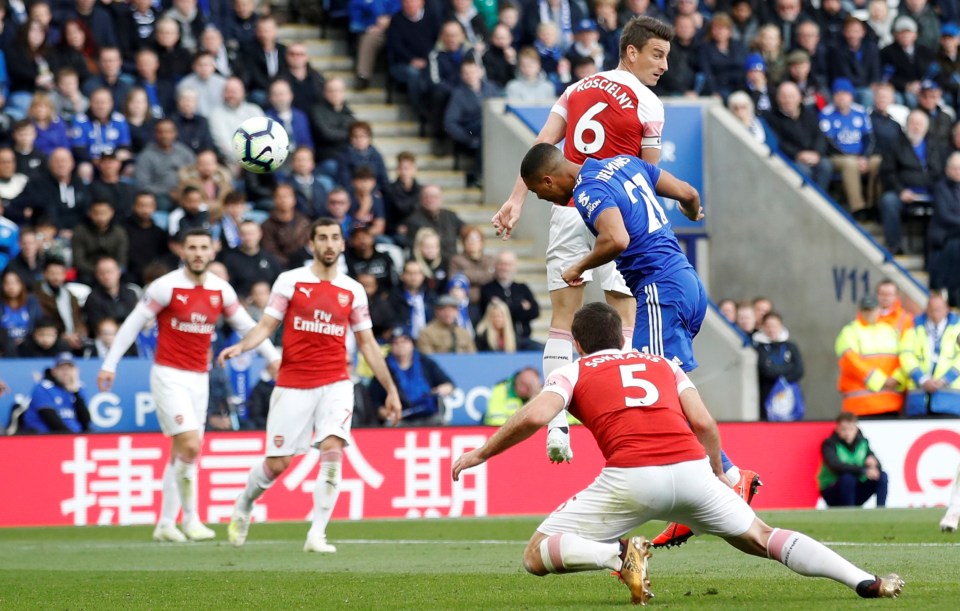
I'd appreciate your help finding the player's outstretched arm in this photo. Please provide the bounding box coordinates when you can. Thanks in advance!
[218,314,281,366]
[679,387,725,478]
[356,328,402,425]
[655,170,703,222]
[492,113,567,240]
[452,391,566,481]
[562,207,629,286]
[98,305,154,390]
[225,307,282,364]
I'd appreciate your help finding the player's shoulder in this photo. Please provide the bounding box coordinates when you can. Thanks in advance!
[276,265,314,283]
[332,273,364,293]
[202,271,234,292]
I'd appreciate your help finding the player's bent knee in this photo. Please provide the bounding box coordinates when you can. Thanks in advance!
[523,535,549,576]
[266,455,293,475]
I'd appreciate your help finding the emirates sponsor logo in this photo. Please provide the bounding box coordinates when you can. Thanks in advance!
[292,309,346,336]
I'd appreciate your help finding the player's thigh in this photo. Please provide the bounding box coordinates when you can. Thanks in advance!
[265,386,322,457]
[634,273,706,370]
[546,206,595,291]
[537,467,669,542]
[150,365,207,436]
[668,458,756,538]
[314,380,355,447]
[597,261,632,299]
[548,284,586,329]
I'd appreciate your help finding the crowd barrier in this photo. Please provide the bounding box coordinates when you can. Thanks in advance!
[2,420,957,527]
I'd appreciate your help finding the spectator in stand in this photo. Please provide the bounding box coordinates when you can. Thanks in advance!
[412,226,448,293]
[88,316,137,358]
[534,22,570,91]
[899,0,941,52]
[282,146,333,220]
[900,293,960,416]
[385,0,442,107]
[70,0,118,47]
[446,272,477,329]
[835,293,904,418]
[0,200,19,271]
[357,272,397,340]
[17,147,91,231]
[388,259,436,339]
[728,91,778,149]
[384,151,421,235]
[349,166,387,237]
[483,22,517,89]
[753,297,773,323]
[699,13,746,100]
[241,15,285,105]
[241,159,282,213]
[742,53,772,115]
[212,190,246,251]
[122,191,168,286]
[818,413,888,506]
[480,251,541,351]
[482,367,542,425]
[152,17,193,82]
[350,0,399,90]
[132,48,175,120]
[121,88,156,155]
[915,80,953,146]
[754,311,805,420]
[820,78,882,218]
[565,18,605,71]
[338,121,389,194]
[751,24,786,86]
[224,0,259,48]
[265,79,313,155]
[6,19,55,117]
[735,300,757,336]
[346,224,395,294]
[324,188,354,239]
[135,118,196,211]
[70,200,128,285]
[200,24,243,79]
[278,42,325,115]
[51,67,89,123]
[813,0,847,48]
[81,47,132,104]
[82,255,137,331]
[310,77,354,179]
[0,147,28,202]
[505,47,555,101]
[35,257,86,352]
[717,298,737,323]
[167,184,211,238]
[20,352,90,433]
[449,225,495,305]
[444,56,502,185]
[730,0,759,47]
[1,268,42,354]
[219,220,281,298]
[449,0,488,49]
[767,81,832,190]
[417,294,476,354]
[176,148,232,218]
[770,0,807,50]
[935,23,960,113]
[176,52,227,118]
[171,87,216,153]
[793,20,830,91]
[870,82,908,157]
[474,299,517,352]
[929,152,960,305]
[209,77,262,164]
[49,19,95,85]
[4,229,42,288]
[119,0,158,60]
[16,317,68,357]
[402,184,464,260]
[69,87,131,170]
[878,110,945,254]
[828,16,881,109]
[12,120,47,180]
[165,0,207,54]
[594,0,620,62]
[260,183,310,269]
[865,0,895,49]
[881,17,936,108]
[369,325,453,426]
[654,13,700,98]
[29,93,69,155]
[876,278,915,337]
[423,20,482,140]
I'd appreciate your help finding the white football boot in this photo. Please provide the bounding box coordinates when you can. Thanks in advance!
[546,427,573,463]
[940,507,960,533]
[228,504,252,547]
[182,520,216,541]
[303,531,337,553]
[152,523,188,543]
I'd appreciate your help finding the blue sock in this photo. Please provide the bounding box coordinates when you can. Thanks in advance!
[720,449,734,473]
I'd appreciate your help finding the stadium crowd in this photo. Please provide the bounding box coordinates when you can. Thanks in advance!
[4,0,960,430]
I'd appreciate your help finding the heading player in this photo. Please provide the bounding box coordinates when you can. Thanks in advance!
[98,228,281,543]
[491,16,672,465]
[218,218,402,553]
[452,303,903,605]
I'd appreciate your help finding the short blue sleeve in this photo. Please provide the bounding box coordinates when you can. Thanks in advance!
[636,158,662,188]
[573,182,618,226]
[30,383,56,410]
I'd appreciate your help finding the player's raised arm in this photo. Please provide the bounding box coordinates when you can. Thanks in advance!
[217,313,282,366]
[355,328,402,425]
[678,387,724,479]
[562,206,630,287]
[492,113,568,240]
[655,169,703,222]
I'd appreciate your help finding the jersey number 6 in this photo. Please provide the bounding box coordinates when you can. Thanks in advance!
[619,364,660,407]
[573,102,608,155]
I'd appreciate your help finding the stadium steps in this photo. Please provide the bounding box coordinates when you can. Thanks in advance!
[860,220,930,286]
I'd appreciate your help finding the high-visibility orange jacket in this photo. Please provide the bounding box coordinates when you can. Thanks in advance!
[835,315,904,416]
[879,300,914,338]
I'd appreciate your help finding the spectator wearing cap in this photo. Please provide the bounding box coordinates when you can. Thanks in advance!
[827,16,881,109]
[417,294,476,354]
[934,23,960,113]
[784,49,827,110]
[743,53,772,115]
[699,13,746,100]
[767,81,833,190]
[881,16,936,107]
[897,0,941,52]
[916,79,954,145]
[565,19,605,70]
[446,273,477,332]
[835,293,904,418]
[19,352,91,434]
[819,77,882,218]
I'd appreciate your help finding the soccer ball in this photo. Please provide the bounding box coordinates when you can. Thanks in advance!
[232,116,290,173]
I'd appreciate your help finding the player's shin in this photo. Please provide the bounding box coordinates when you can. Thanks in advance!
[767,528,874,590]
[538,534,622,573]
[310,449,343,535]
[238,459,277,512]
[622,326,634,352]
[159,461,182,526]
[173,456,198,523]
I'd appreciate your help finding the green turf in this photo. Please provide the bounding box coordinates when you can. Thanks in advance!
[0,509,957,609]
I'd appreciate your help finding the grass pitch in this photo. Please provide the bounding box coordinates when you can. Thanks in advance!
[1,508,957,609]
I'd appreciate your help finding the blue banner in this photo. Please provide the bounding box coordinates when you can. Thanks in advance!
[506,103,706,234]
[0,353,544,432]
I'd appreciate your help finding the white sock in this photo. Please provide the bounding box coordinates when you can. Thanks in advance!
[158,462,181,527]
[767,528,874,590]
[725,465,741,488]
[538,533,622,573]
[174,456,199,524]
[238,459,277,513]
[622,326,634,352]
[310,449,343,536]
[544,328,573,433]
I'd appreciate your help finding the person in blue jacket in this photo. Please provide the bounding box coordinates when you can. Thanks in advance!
[21,352,91,434]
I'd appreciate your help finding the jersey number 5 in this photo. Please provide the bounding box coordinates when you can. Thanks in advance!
[620,364,660,407]
[573,102,608,155]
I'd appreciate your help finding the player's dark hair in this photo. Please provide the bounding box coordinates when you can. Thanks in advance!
[310,217,343,240]
[619,16,675,57]
[183,227,213,241]
[520,143,564,181]
[571,302,624,354]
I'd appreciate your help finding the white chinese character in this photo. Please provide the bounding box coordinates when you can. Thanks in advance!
[449,435,488,517]
[282,445,384,521]
[391,431,451,518]
[200,437,268,523]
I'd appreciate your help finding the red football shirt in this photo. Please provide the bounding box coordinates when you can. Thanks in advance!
[544,350,706,468]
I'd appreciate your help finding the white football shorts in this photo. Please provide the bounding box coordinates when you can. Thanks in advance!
[546,205,630,294]
[150,364,209,437]
[265,380,354,457]
[537,458,756,542]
